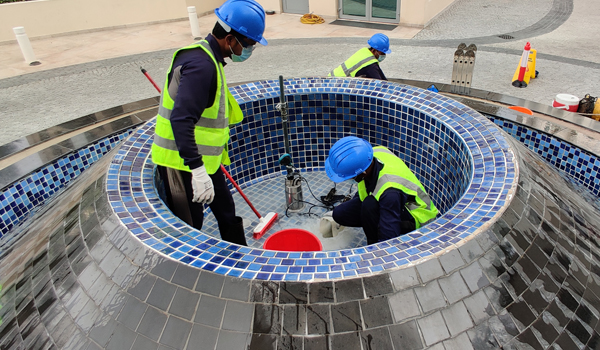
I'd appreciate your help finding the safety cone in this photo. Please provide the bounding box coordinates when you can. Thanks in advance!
[512,42,536,88]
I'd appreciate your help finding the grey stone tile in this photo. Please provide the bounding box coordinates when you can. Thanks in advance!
[438,271,471,304]
[195,294,226,327]
[131,335,159,350]
[466,321,501,350]
[414,281,447,313]
[277,335,304,350]
[444,332,475,350]
[460,262,491,293]
[389,289,421,323]
[442,301,474,336]
[334,278,364,302]
[389,321,424,350]
[215,330,250,350]
[417,311,451,346]
[117,295,147,330]
[331,332,361,349]
[309,281,334,304]
[146,278,176,311]
[249,333,276,350]
[159,316,192,349]
[360,296,393,328]
[360,326,393,349]
[221,277,251,302]
[331,301,362,333]
[279,282,308,304]
[483,281,515,314]
[85,340,103,350]
[458,239,485,263]
[253,304,282,334]
[282,304,306,335]
[488,312,519,344]
[439,249,466,274]
[110,263,138,289]
[171,264,199,290]
[195,271,224,296]
[463,290,496,324]
[186,324,218,350]
[98,247,126,278]
[88,317,117,347]
[137,306,167,342]
[390,266,420,290]
[150,259,178,281]
[98,286,127,318]
[416,258,445,283]
[222,300,254,332]
[105,325,137,350]
[127,272,157,301]
[363,274,394,298]
[169,287,200,320]
[303,335,329,350]
[250,281,279,303]
[307,304,331,335]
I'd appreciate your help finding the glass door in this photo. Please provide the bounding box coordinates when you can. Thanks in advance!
[340,0,399,23]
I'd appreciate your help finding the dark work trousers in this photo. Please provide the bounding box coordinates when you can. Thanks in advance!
[332,194,414,244]
[157,165,236,236]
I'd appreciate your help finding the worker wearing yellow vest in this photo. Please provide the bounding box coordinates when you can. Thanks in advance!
[151,0,268,245]
[324,136,438,244]
[328,33,391,80]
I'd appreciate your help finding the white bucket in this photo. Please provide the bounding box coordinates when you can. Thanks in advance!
[552,94,579,112]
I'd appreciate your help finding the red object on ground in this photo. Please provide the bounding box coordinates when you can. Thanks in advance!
[508,106,534,115]
[552,94,580,112]
[516,42,531,83]
[140,67,162,93]
[263,229,323,251]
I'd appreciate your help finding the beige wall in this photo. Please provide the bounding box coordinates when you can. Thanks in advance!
[0,0,223,43]
[308,0,337,17]
[400,0,454,27]
[257,0,282,13]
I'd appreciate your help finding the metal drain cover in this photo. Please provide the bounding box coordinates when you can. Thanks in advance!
[498,34,515,39]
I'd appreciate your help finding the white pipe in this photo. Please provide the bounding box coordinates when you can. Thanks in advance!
[13,27,40,66]
[187,6,202,39]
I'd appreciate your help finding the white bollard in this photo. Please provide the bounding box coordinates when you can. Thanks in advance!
[187,6,202,40]
[13,27,41,66]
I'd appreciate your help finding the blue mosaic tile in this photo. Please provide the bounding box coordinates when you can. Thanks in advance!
[0,130,133,238]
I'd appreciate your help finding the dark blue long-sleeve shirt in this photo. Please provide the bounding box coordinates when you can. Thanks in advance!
[356,62,387,80]
[168,34,225,170]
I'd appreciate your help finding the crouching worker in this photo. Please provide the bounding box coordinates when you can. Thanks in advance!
[324,136,438,244]
[328,33,391,80]
[151,0,269,245]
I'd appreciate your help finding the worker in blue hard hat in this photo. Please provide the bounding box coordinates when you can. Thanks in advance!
[324,136,438,244]
[328,33,391,80]
[151,0,268,246]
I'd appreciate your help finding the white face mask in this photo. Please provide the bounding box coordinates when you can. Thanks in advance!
[378,54,386,63]
[230,37,255,62]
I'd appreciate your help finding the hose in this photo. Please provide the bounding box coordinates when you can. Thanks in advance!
[300,13,325,24]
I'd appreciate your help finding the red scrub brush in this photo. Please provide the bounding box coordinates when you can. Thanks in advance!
[220,165,278,239]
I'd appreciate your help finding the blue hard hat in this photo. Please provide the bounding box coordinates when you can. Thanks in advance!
[367,33,391,54]
[215,0,268,45]
[325,136,374,183]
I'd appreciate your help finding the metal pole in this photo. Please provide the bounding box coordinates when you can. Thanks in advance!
[279,75,290,155]
[13,27,40,66]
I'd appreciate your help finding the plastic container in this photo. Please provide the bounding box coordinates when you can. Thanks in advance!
[263,228,323,251]
[508,106,534,115]
[552,94,579,112]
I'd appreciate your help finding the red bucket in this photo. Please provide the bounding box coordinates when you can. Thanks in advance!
[263,228,323,251]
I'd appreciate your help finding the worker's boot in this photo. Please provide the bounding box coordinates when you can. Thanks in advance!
[221,216,248,246]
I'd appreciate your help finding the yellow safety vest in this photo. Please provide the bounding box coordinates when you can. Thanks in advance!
[357,146,438,228]
[151,40,243,174]
[328,47,378,77]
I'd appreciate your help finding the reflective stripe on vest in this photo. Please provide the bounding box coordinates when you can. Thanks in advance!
[151,40,236,174]
[357,147,438,228]
[329,47,379,77]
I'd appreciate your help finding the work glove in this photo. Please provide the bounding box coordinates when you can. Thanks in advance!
[191,165,214,204]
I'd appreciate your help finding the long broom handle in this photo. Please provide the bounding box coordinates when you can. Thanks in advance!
[140,67,263,219]
[220,165,262,219]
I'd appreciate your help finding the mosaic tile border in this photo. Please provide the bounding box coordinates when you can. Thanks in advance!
[0,130,133,239]
[489,116,600,197]
[107,78,517,281]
